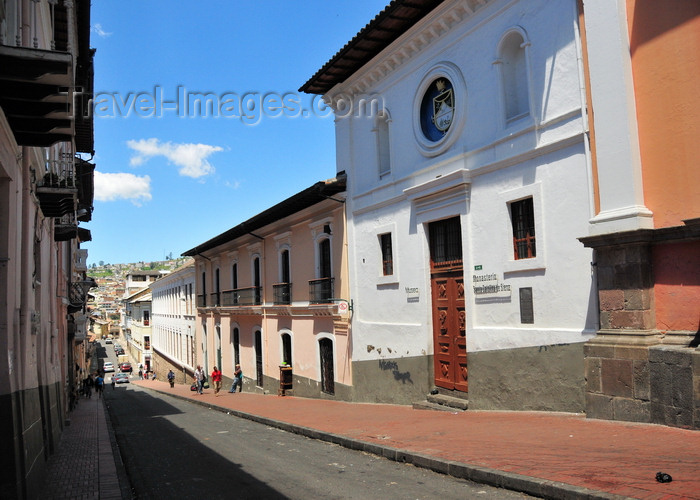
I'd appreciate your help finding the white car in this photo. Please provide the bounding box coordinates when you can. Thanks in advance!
[103,362,115,373]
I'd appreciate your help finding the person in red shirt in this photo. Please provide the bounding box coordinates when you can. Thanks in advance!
[211,366,222,396]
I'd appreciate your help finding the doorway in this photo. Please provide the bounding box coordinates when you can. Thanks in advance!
[428,217,467,392]
[319,338,334,394]
[254,330,263,387]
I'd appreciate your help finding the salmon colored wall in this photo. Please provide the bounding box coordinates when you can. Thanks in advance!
[627,0,700,228]
[652,241,700,333]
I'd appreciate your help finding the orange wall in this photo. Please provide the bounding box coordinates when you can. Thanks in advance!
[627,1,700,228]
[652,241,700,333]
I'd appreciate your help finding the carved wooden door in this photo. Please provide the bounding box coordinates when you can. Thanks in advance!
[429,218,467,392]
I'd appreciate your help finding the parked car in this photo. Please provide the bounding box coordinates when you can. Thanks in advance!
[119,362,132,373]
[105,338,112,344]
[112,373,130,384]
[103,362,115,373]
[115,348,125,355]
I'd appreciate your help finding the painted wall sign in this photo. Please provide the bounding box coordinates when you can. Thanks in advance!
[405,287,420,301]
[472,273,511,297]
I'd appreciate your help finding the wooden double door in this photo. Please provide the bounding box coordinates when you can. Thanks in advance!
[429,218,468,392]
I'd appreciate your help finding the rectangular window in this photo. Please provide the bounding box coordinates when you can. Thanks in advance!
[380,233,393,276]
[519,287,534,324]
[429,217,462,265]
[510,198,536,260]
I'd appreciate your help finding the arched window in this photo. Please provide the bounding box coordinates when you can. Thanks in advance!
[498,30,530,121]
[319,239,331,279]
[253,257,261,305]
[214,268,220,306]
[275,249,291,305]
[280,249,290,283]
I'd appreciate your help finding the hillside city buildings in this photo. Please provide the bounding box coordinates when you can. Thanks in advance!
[2,0,698,498]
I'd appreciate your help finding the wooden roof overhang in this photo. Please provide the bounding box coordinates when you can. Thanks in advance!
[299,0,445,95]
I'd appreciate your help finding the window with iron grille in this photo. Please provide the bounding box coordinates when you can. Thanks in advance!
[380,233,393,276]
[429,217,462,266]
[510,198,536,260]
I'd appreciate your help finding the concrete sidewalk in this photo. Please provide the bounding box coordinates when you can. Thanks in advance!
[40,377,700,499]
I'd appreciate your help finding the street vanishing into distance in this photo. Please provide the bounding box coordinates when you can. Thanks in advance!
[98,343,532,499]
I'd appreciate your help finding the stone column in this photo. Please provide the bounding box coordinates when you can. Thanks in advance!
[581,234,658,423]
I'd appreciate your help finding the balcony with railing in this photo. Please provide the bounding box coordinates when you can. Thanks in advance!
[273,283,292,305]
[0,0,94,151]
[37,154,77,218]
[309,277,334,304]
[210,292,221,307]
[54,212,78,241]
[197,294,206,308]
[221,287,262,307]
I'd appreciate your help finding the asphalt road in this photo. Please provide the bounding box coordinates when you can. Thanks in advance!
[96,342,531,499]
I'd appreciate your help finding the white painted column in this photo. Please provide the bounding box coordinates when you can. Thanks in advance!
[583,0,652,235]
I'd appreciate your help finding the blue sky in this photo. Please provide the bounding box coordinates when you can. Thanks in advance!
[85,1,388,266]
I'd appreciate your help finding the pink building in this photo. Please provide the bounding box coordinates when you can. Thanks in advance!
[0,0,96,495]
[183,174,352,398]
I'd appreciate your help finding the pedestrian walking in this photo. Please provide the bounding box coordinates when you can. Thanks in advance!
[95,374,104,397]
[229,364,243,393]
[167,370,175,388]
[193,365,204,394]
[211,366,222,396]
[83,374,93,398]
[111,376,116,390]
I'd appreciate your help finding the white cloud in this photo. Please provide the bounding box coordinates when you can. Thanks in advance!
[94,172,152,206]
[92,23,112,37]
[127,138,223,178]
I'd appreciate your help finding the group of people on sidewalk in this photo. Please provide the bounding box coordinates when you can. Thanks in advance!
[188,364,243,395]
[80,372,105,398]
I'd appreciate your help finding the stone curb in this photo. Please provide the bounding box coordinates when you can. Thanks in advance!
[137,385,633,500]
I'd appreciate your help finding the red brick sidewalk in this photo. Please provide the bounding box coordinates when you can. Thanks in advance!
[136,378,700,500]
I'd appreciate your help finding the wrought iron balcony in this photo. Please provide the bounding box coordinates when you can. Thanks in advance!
[37,155,78,218]
[221,289,238,306]
[197,294,206,308]
[210,292,221,307]
[309,277,334,304]
[273,283,292,305]
[68,278,96,311]
[221,287,261,306]
[54,213,78,241]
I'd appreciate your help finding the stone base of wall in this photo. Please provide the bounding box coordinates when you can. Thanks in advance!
[0,382,63,500]
[584,334,700,429]
[151,351,193,385]
[469,343,585,413]
[351,355,433,405]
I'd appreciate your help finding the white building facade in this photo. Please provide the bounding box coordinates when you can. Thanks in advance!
[302,0,597,410]
[123,288,153,372]
[149,263,196,383]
